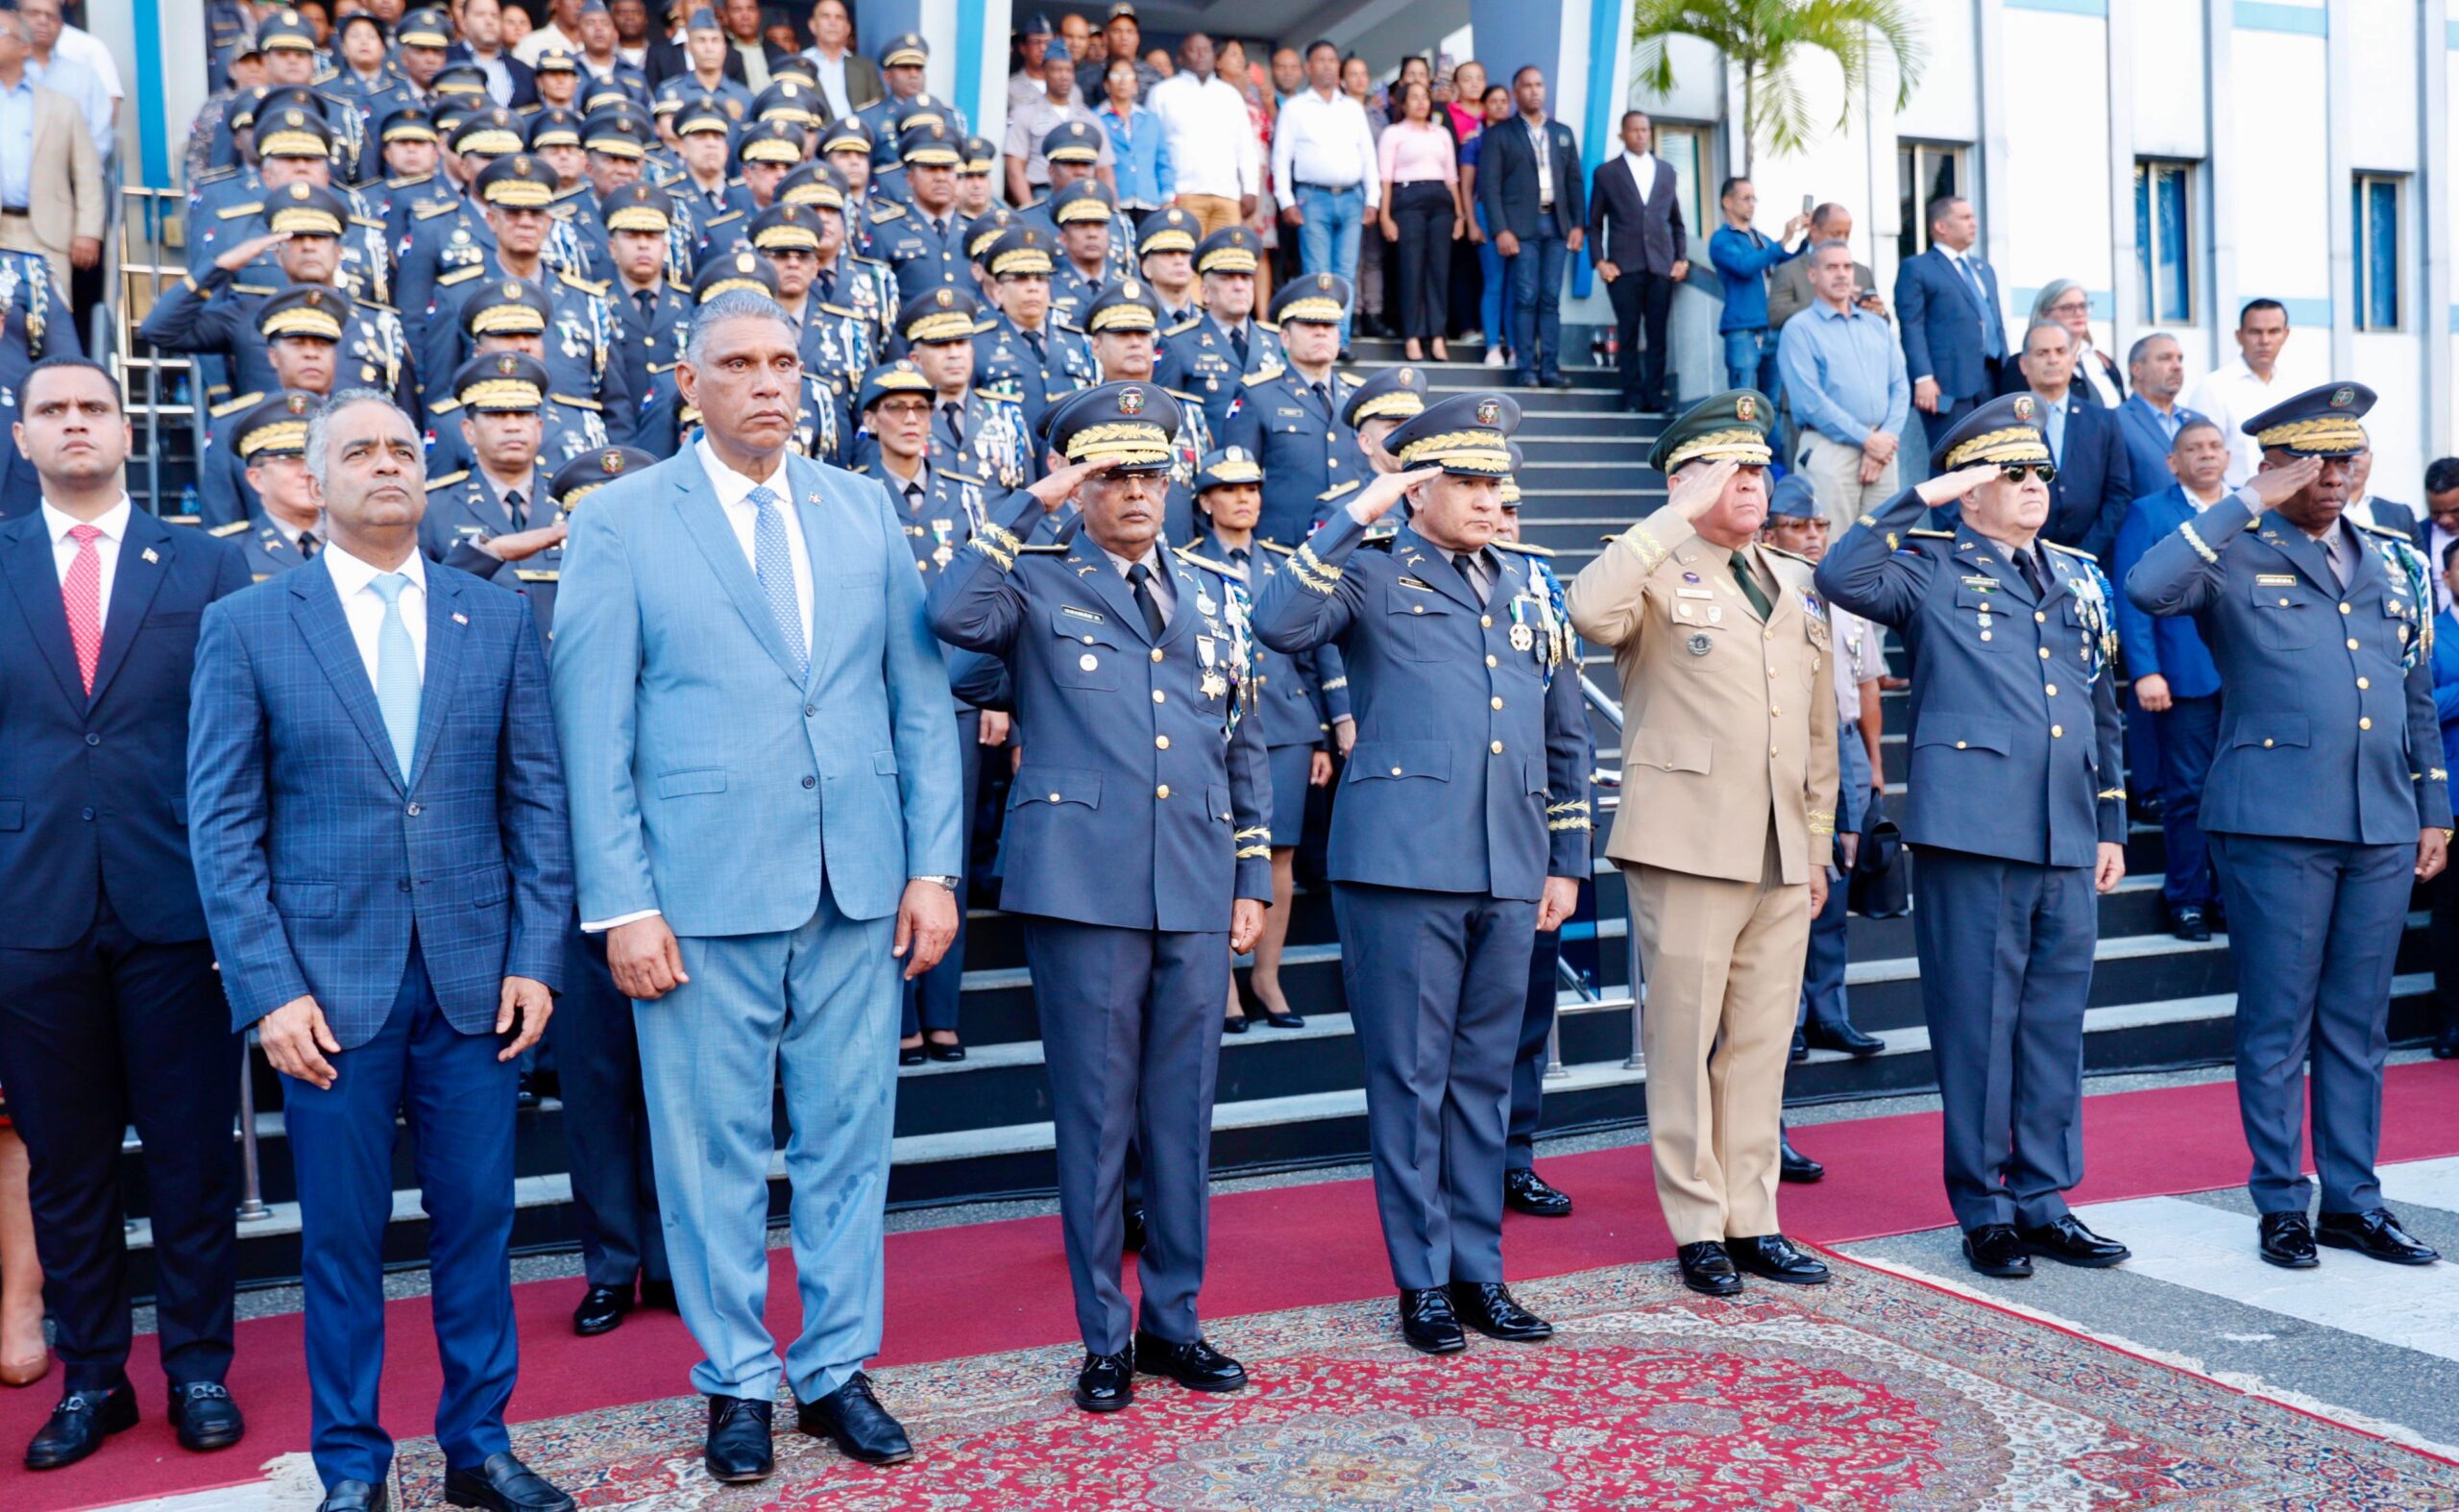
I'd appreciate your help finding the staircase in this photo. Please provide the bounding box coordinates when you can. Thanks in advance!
[111,339,2445,1289]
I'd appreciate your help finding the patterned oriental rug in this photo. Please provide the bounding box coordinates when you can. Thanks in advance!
[386,1255,2459,1510]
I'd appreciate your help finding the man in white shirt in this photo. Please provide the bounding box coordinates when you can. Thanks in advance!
[513,0,584,66]
[1148,32,1255,239]
[18,0,108,160]
[2183,298,2292,488]
[1270,40,1377,350]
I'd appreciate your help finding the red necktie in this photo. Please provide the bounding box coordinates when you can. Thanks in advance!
[61,523,102,695]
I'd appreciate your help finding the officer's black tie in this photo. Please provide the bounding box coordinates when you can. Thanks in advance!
[902,477,924,516]
[1230,325,1250,368]
[1127,560,1168,639]
[941,401,965,446]
[814,268,836,305]
[504,487,527,531]
[2015,546,2046,598]
[633,287,654,323]
[1022,328,1045,362]
[298,529,320,559]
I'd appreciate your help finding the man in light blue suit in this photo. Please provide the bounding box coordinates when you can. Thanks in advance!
[187,392,575,1512]
[549,290,963,1483]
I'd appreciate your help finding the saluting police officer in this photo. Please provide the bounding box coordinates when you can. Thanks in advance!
[1154,227,1283,438]
[422,279,617,475]
[927,382,1268,1414]
[1251,394,1590,1353]
[421,352,573,644]
[632,254,845,461]
[1181,447,1350,1032]
[974,225,1096,441]
[855,359,997,1064]
[1818,393,2132,1280]
[1565,391,1838,1298]
[210,391,326,579]
[2126,382,2447,1271]
[1222,274,1361,547]
[1081,279,1211,544]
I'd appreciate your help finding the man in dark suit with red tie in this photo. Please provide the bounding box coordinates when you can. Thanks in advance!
[0,357,254,1472]
[1587,110,1687,413]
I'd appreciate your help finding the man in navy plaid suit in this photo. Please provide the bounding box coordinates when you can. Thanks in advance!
[187,392,576,1512]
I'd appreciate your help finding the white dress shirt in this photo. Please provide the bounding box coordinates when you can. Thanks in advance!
[1147,70,1259,200]
[803,45,853,120]
[55,25,119,101]
[1525,117,1554,207]
[2184,359,2287,489]
[322,539,429,687]
[1621,149,1655,204]
[512,21,580,66]
[41,495,132,635]
[699,436,813,650]
[1271,86,1380,208]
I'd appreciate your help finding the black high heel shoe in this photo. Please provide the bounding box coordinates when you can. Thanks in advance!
[898,1041,926,1067]
[1223,1013,1251,1036]
[926,1036,965,1062]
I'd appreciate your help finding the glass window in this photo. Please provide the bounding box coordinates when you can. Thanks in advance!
[1897,142,1969,266]
[2353,174,2402,332]
[2133,159,2195,325]
[1655,124,1708,252]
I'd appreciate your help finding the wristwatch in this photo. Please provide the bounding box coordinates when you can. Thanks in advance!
[916,874,963,891]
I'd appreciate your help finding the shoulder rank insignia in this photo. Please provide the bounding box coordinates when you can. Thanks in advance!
[1317,479,1360,501]
[1242,364,1286,387]
[216,202,263,219]
[436,265,485,286]
[1491,538,1555,557]
[425,469,471,490]
[1907,527,1957,540]
[1257,540,1295,556]
[2042,540,2098,562]
[210,390,265,418]
[208,519,249,537]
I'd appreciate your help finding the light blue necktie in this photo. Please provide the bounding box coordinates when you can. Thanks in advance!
[368,572,421,777]
[747,484,809,682]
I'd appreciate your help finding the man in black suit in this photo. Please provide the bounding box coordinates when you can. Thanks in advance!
[1587,110,1686,412]
[0,357,254,1471]
[2019,321,2134,561]
[1476,65,1585,390]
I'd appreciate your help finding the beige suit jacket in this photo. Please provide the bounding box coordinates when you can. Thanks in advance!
[1566,512,1839,884]
[22,83,101,262]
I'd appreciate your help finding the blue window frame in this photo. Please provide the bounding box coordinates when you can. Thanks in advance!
[2132,159,2194,325]
[2352,174,2402,332]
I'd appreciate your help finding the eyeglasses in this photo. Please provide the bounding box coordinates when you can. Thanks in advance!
[1999,463,2057,484]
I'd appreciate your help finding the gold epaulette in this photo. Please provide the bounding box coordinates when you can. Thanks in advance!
[209,390,264,418]
[818,302,857,318]
[1164,388,1202,403]
[1242,365,1286,387]
[551,394,602,411]
[436,264,485,285]
[1162,318,1198,336]
[216,201,263,219]
[1255,319,1280,333]
[1016,542,1069,554]
[387,172,434,189]
[1907,527,1957,540]
[559,270,609,297]
[426,470,470,490]
[2042,540,2098,561]
[413,199,462,220]
[1491,538,1555,557]
[645,360,677,376]
[1761,543,1812,564]
[2353,518,2410,542]
[1317,479,1360,502]
[1336,371,1362,388]
[867,200,907,222]
[1173,548,1238,576]
[943,470,983,485]
[208,519,249,536]
[1257,540,1295,556]
[429,398,463,414]
[350,215,386,231]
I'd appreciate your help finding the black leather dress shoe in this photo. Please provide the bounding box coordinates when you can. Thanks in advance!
[799,1373,913,1462]
[702,1395,774,1483]
[1503,1168,1572,1217]
[168,1380,246,1451]
[2169,905,2211,942]
[515,1073,540,1110]
[2318,1207,2441,1265]
[1545,373,1574,389]
[2258,1211,2320,1269]
[318,1480,388,1512]
[640,1278,677,1312]
[1789,1027,1808,1064]
[2018,1215,2131,1268]
[443,1451,575,1512]
[1121,1202,1147,1253]
[1072,1350,1135,1411]
[1803,1021,1885,1058]
[1961,1224,2033,1279]
[1133,1331,1247,1390]
[25,1380,136,1469]
[572,1284,632,1337]
[1448,1280,1553,1340]
[1398,1287,1466,1353]
[1779,1136,1824,1183]
[1676,1241,1743,1297]
[1728,1234,1830,1285]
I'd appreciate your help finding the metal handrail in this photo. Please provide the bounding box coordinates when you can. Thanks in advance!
[1576,672,1645,1075]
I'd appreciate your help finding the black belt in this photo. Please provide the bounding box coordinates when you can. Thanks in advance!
[0,207,29,217]
[1293,181,1359,194]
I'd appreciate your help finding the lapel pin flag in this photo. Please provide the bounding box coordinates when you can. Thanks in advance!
[141,548,159,564]
[452,611,469,624]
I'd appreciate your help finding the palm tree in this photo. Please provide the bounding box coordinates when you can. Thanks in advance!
[1631,0,1926,173]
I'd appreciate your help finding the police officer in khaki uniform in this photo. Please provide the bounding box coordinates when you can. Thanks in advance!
[1565,390,1839,1297]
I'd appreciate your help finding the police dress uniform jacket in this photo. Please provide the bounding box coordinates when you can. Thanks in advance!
[874,205,970,300]
[188,177,394,304]
[926,486,1274,930]
[0,249,75,516]
[1815,490,2126,866]
[418,469,566,646]
[1221,366,1363,549]
[606,277,695,432]
[369,170,463,254]
[425,395,613,476]
[395,196,596,350]
[810,256,898,351]
[973,312,1095,441]
[210,510,316,580]
[1250,511,1591,899]
[2124,492,2451,841]
[420,265,629,427]
[851,386,1031,490]
[136,268,416,412]
[1156,314,1284,435]
[196,392,273,529]
[1184,534,1351,750]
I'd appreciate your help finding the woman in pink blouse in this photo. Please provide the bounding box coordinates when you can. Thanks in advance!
[1376,80,1465,361]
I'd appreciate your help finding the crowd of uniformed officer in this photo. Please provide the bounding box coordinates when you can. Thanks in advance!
[130,1,2443,1405]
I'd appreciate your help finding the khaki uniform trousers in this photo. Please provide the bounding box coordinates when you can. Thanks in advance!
[1630,825,1812,1246]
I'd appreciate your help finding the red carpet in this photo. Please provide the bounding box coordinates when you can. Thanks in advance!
[14,1059,2459,1509]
